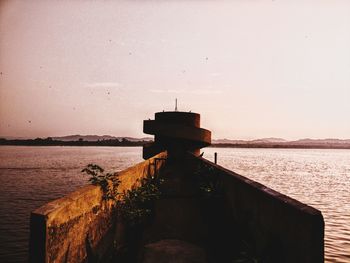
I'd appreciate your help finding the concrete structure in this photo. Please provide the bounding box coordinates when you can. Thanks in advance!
[143,111,211,159]
[192,154,324,262]
[29,111,324,263]
[29,153,167,263]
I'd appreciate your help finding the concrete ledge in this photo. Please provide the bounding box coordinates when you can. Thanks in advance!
[29,152,167,263]
[29,149,324,263]
[193,155,324,263]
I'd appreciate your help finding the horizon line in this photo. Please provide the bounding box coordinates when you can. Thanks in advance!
[1,134,350,142]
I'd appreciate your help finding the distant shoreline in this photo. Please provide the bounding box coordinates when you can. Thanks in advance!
[1,138,350,149]
[0,138,148,147]
[210,144,350,150]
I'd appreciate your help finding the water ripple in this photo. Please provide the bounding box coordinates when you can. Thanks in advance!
[1,146,349,262]
[0,146,143,263]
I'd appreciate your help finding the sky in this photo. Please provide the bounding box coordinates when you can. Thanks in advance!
[1,0,350,140]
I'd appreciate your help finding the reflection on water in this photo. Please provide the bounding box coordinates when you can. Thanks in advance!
[204,148,350,263]
[0,147,349,262]
[0,146,143,263]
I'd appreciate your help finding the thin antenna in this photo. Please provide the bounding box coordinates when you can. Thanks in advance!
[175,98,178,111]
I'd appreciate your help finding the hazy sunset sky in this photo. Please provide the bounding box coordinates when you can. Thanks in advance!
[1,0,350,140]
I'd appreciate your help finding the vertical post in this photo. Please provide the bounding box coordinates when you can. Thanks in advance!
[175,98,178,111]
[214,152,217,164]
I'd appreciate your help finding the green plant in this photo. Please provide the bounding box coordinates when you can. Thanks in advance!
[82,164,120,200]
[82,164,163,225]
[194,162,222,197]
[119,176,163,225]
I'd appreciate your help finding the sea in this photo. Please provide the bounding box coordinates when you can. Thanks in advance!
[0,146,349,263]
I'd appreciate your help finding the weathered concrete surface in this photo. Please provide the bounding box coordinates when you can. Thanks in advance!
[141,158,208,246]
[143,121,211,146]
[29,152,167,263]
[29,148,324,263]
[154,111,201,127]
[193,155,324,263]
[142,239,207,263]
[143,111,211,159]
[142,198,209,245]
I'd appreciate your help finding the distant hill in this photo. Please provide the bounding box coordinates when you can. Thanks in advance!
[292,138,350,145]
[0,135,152,147]
[2,135,350,149]
[213,138,287,144]
[250,138,287,144]
[51,135,153,142]
[212,138,350,149]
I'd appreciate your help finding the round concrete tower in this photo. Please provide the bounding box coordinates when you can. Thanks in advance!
[143,111,211,159]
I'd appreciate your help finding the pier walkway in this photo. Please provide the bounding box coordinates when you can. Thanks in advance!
[29,110,324,263]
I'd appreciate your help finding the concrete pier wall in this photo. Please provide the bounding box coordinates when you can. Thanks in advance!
[194,155,324,263]
[29,152,167,263]
[29,151,324,263]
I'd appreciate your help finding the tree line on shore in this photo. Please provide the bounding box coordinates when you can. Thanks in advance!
[1,137,350,149]
[0,137,150,147]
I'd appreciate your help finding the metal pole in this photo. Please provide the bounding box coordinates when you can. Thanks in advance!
[214,152,217,164]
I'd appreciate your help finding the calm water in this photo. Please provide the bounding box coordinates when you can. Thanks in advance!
[0,146,349,262]
[0,146,143,263]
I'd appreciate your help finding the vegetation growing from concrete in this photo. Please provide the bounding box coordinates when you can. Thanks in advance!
[194,162,223,197]
[119,176,163,225]
[82,164,162,225]
[81,164,120,200]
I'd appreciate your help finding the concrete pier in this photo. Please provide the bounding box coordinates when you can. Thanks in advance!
[29,111,324,262]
